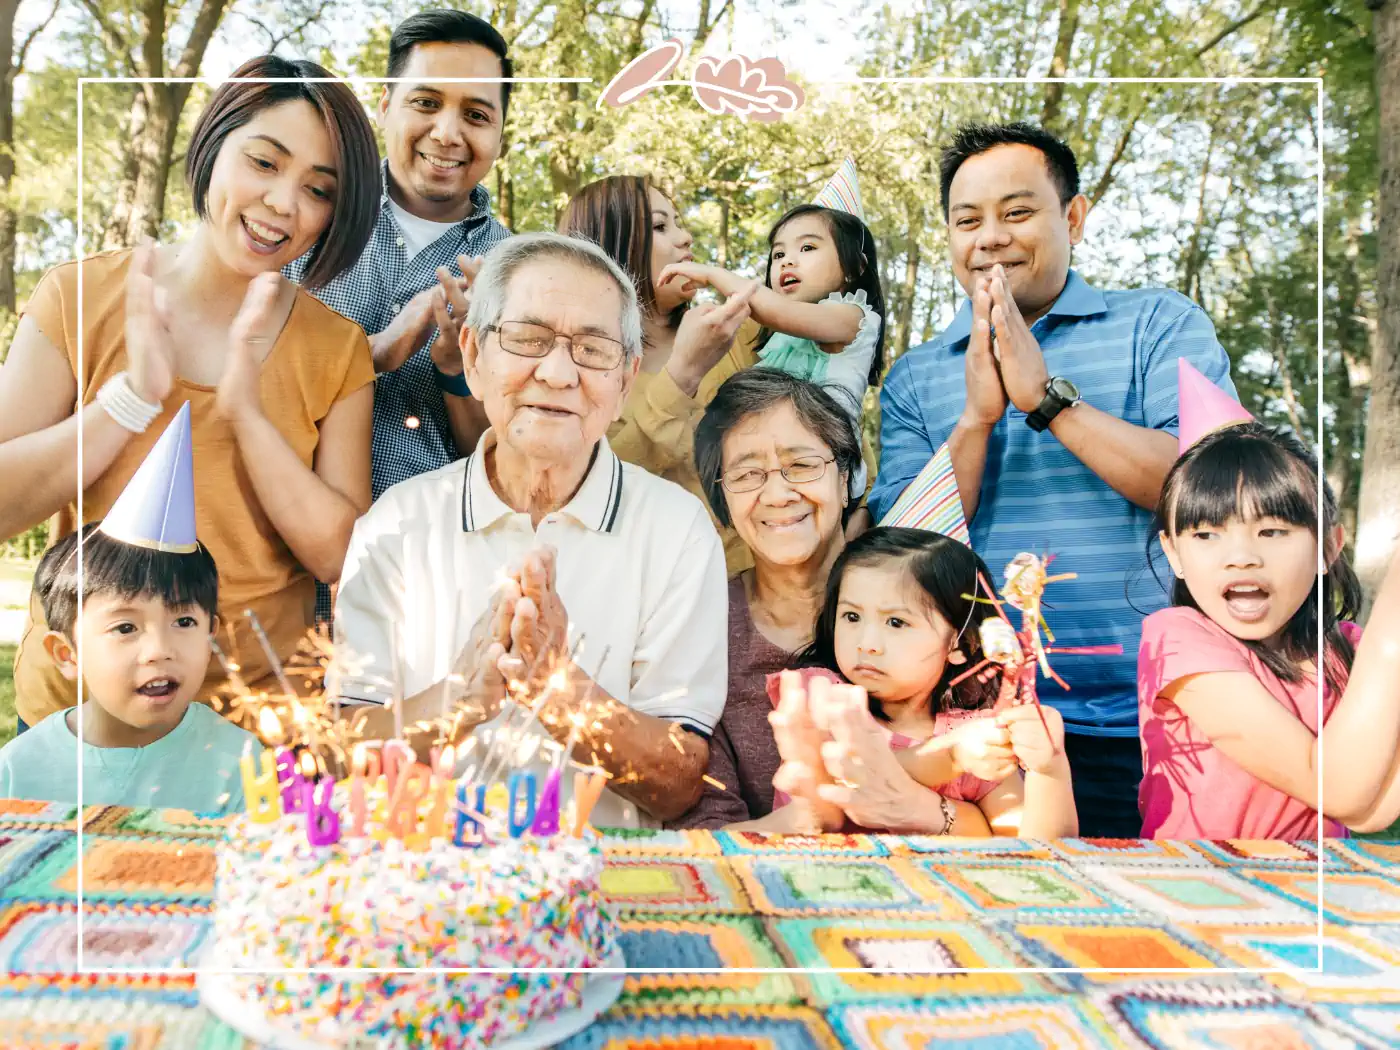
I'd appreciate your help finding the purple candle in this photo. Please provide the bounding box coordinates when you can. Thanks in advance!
[275,748,305,813]
[530,768,562,837]
[303,775,341,846]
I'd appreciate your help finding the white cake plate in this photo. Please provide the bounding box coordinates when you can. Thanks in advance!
[196,946,626,1050]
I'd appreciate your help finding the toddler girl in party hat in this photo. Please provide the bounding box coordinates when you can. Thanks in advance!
[1137,359,1400,839]
[0,403,259,812]
[656,158,884,493]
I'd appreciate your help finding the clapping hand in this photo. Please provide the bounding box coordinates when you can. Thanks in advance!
[217,271,283,424]
[430,254,481,378]
[124,242,176,405]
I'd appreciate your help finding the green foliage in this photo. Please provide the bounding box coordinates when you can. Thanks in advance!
[1,0,1374,521]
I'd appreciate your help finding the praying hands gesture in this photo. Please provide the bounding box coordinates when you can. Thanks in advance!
[984,263,1051,414]
[495,547,572,690]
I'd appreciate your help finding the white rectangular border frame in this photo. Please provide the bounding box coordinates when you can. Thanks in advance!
[73,73,1327,978]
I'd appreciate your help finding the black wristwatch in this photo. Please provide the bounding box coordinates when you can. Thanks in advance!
[1026,376,1081,432]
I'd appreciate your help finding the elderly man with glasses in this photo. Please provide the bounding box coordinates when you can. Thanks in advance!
[334,232,730,827]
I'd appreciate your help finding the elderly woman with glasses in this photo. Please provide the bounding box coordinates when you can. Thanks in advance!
[334,232,729,828]
[668,369,862,831]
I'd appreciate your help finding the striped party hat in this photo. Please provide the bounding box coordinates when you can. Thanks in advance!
[812,157,865,221]
[877,441,969,546]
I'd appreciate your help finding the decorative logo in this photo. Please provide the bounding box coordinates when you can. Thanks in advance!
[600,38,805,123]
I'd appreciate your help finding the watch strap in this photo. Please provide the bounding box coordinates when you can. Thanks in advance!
[433,362,471,398]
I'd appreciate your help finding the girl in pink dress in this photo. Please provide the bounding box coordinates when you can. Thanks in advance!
[766,527,1079,839]
[1139,420,1400,839]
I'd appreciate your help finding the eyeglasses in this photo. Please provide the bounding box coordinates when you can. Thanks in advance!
[720,456,835,493]
[484,321,627,371]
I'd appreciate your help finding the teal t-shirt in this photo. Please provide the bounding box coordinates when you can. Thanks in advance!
[0,702,258,815]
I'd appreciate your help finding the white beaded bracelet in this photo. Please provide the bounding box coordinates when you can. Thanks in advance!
[95,371,163,434]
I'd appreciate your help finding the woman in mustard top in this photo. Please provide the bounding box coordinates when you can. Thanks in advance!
[0,55,380,731]
[560,175,761,575]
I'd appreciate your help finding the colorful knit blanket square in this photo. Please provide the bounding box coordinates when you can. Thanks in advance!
[732,857,962,918]
[916,859,1130,920]
[992,915,1230,989]
[1088,980,1368,1050]
[827,998,1122,1050]
[770,917,1048,1003]
[715,830,891,858]
[601,856,750,914]
[555,1005,844,1050]
[1192,921,1400,1003]
[1074,864,1316,925]
[617,915,800,1006]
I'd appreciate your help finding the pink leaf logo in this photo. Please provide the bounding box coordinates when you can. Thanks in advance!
[691,55,805,123]
[600,38,687,108]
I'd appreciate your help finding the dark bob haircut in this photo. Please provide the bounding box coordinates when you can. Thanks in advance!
[35,523,220,640]
[185,55,379,290]
[758,204,886,390]
[938,121,1080,220]
[796,527,1003,722]
[1154,421,1361,697]
[559,175,684,332]
[695,369,863,528]
[387,10,513,124]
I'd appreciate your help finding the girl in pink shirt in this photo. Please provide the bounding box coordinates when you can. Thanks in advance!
[1139,422,1400,839]
[764,527,1079,839]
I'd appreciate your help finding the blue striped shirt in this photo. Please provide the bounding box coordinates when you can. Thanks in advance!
[868,271,1236,736]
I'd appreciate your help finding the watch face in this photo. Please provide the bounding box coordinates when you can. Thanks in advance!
[1049,376,1080,402]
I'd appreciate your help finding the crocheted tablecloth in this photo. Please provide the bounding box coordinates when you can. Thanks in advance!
[3,801,1399,1049]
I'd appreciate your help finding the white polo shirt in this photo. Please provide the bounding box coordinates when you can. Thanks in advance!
[334,431,729,828]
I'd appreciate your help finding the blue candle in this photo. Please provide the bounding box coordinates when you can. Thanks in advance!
[453,780,486,847]
[507,772,537,839]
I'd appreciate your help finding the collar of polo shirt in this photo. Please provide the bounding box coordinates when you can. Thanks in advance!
[460,428,625,534]
[942,268,1108,350]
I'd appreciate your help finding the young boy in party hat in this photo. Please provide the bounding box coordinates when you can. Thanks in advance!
[0,403,258,813]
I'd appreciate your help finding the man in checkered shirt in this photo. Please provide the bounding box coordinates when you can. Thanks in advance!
[285,11,513,616]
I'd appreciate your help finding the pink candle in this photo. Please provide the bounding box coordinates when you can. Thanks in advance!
[386,762,432,841]
[382,740,412,799]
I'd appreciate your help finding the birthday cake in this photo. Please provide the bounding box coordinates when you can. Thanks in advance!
[206,765,618,1050]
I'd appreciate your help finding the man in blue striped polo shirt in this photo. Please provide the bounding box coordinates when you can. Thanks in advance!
[868,122,1237,837]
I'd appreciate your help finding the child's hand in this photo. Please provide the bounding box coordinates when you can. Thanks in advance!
[657,261,721,293]
[946,717,1018,783]
[768,672,844,827]
[996,703,1068,776]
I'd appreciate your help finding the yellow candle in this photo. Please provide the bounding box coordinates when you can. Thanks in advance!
[571,771,607,837]
[240,742,282,824]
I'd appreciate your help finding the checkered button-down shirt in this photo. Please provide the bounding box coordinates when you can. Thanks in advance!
[286,164,512,500]
[285,163,511,619]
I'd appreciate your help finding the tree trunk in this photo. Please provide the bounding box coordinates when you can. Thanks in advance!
[1356,0,1400,601]
[1180,114,1220,303]
[1041,0,1080,129]
[497,157,514,231]
[718,197,729,268]
[894,231,920,360]
[94,0,229,247]
[0,0,19,314]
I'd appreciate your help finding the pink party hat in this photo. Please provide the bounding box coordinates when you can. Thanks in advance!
[813,157,865,221]
[99,402,198,553]
[1177,358,1253,455]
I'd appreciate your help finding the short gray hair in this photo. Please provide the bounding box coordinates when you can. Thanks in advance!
[466,232,644,362]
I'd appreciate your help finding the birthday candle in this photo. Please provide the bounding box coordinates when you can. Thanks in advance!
[275,748,305,813]
[239,742,282,823]
[425,745,455,839]
[382,739,412,799]
[507,772,537,839]
[453,780,487,847]
[303,775,341,847]
[386,762,432,841]
[347,745,372,837]
[531,768,562,837]
[571,771,607,836]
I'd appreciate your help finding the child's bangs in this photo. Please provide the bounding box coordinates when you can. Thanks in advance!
[83,531,219,620]
[1169,433,1318,535]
